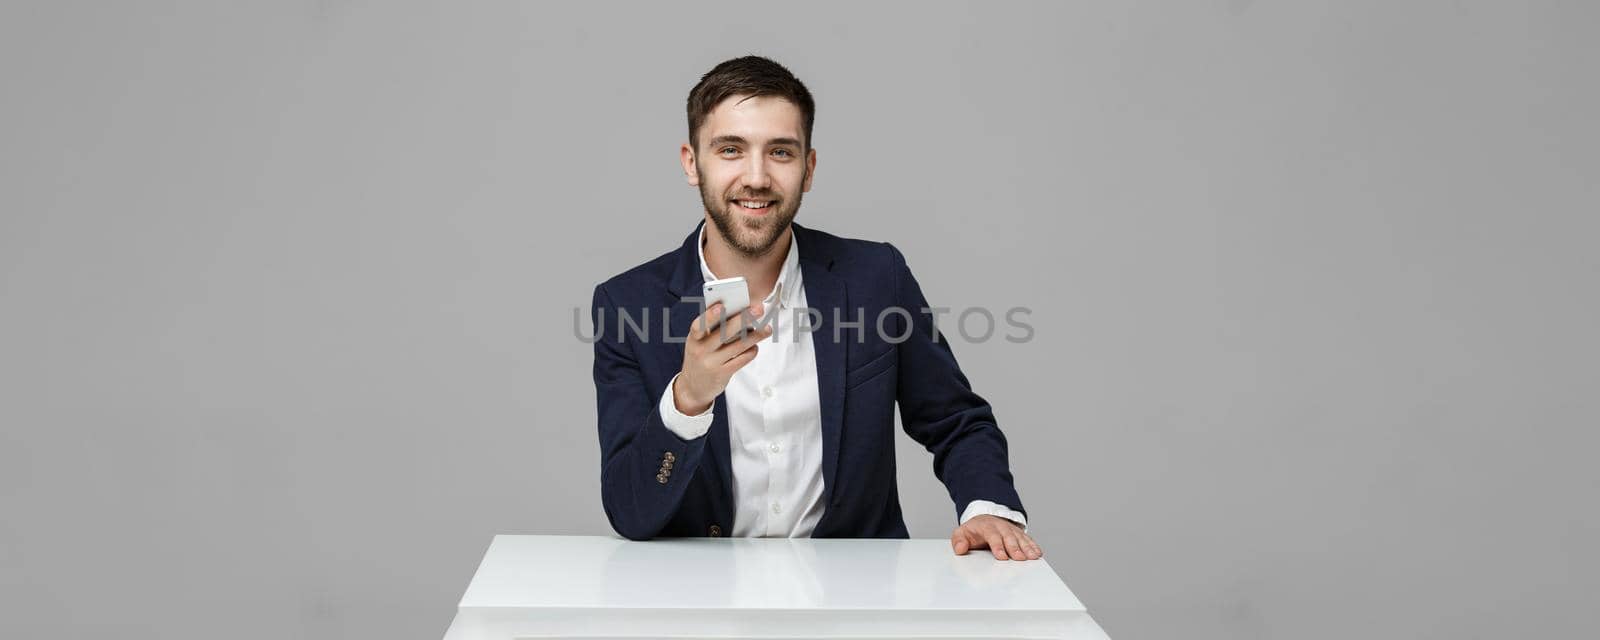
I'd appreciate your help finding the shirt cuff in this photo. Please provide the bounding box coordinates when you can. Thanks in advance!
[659,372,714,440]
[960,500,1028,532]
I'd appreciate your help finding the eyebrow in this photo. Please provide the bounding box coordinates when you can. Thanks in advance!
[706,135,804,149]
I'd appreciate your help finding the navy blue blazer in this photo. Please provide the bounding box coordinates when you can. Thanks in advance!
[591,221,1026,540]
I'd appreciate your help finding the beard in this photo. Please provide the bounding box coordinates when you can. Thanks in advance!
[698,166,804,259]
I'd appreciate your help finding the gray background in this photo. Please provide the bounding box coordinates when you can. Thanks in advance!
[2,1,1595,638]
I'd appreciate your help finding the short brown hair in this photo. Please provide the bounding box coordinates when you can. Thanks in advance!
[686,56,815,152]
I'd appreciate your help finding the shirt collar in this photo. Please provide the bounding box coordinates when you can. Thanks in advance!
[698,223,804,310]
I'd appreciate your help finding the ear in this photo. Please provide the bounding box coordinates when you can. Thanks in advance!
[801,147,817,192]
[680,142,700,186]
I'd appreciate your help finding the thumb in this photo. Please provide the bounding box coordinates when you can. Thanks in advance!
[951,529,970,555]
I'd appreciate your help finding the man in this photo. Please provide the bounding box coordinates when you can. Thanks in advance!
[591,56,1041,560]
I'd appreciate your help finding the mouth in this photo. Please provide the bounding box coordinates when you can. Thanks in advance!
[732,199,775,215]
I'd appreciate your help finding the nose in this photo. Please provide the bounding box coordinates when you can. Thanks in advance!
[741,154,772,192]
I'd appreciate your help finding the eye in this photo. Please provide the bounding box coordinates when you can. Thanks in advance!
[719,146,738,156]
[772,149,793,158]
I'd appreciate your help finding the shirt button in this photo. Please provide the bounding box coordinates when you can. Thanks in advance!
[762,386,775,399]
[771,502,782,514]
[769,443,781,454]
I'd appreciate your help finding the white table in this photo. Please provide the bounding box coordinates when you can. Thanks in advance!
[442,535,1110,639]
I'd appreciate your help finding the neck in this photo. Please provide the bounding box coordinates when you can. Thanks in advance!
[702,214,791,304]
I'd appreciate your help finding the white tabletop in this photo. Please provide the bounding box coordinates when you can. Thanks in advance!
[443,535,1110,639]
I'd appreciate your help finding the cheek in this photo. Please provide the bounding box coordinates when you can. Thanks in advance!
[705,171,739,195]
[776,166,807,191]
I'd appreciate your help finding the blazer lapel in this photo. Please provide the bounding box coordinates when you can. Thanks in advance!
[665,220,735,528]
[794,224,848,512]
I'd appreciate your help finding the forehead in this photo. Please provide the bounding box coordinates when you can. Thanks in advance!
[701,94,804,146]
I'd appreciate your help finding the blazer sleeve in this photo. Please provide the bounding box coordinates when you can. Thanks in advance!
[592,283,712,540]
[885,243,1029,523]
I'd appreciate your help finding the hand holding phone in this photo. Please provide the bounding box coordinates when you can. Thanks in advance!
[672,276,772,415]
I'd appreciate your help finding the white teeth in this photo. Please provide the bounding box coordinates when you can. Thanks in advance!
[738,200,770,209]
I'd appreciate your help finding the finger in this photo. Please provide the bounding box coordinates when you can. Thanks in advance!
[716,306,769,344]
[1003,535,1026,561]
[703,307,744,345]
[709,310,774,356]
[950,529,969,556]
[710,324,764,364]
[1019,533,1042,559]
[690,303,725,340]
[984,531,1009,560]
[713,323,774,359]
[717,342,759,373]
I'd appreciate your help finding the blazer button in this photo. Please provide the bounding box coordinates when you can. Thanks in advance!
[708,524,722,537]
[664,451,676,461]
[656,473,667,484]
[662,460,673,470]
[659,468,671,478]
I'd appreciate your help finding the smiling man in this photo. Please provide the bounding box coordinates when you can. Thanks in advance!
[590,56,1040,560]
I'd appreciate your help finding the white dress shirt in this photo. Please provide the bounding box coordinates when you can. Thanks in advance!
[658,226,1027,536]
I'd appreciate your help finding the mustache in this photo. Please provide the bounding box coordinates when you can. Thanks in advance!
[728,192,780,201]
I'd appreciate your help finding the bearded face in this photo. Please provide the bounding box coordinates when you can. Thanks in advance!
[683,94,816,258]
[697,164,804,258]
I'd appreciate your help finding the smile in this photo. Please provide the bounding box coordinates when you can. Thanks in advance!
[734,200,773,211]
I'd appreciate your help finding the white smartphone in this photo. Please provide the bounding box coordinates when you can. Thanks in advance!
[701,276,750,340]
